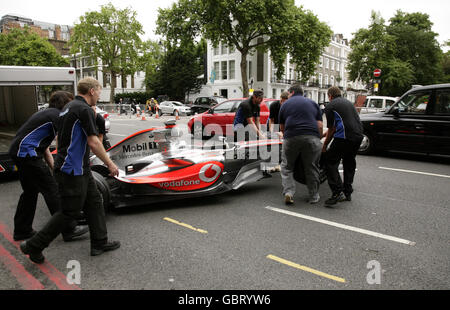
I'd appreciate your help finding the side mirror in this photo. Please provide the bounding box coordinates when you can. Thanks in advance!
[391,107,400,118]
[208,108,214,114]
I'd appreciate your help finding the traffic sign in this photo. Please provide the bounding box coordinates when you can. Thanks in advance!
[374,69,381,78]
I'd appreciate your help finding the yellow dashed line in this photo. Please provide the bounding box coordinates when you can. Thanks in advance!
[267,254,346,283]
[163,217,208,234]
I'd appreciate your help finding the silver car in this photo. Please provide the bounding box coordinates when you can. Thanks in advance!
[158,101,191,116]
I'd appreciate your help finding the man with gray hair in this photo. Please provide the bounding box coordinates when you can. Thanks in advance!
[279,83,323,205]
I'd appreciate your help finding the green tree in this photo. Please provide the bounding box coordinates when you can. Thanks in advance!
[69,2,144,103]
[349,10,444,96]
[387,10,443,86]
[156,0,331,97]
[0,27,68,66]
[442,40,450,83]
[147,40,206,102]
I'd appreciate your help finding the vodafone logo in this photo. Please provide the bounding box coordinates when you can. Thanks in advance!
[0,164,4,173]
[199,163,222,183]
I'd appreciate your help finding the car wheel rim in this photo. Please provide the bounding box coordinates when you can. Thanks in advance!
[359,135,370,152]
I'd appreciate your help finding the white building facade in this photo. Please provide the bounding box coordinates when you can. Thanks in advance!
[69,55,146,103]
[193,34,367,103]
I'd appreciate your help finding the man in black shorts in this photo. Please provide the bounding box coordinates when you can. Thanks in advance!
[9,91,88,242]
[20,78,120,264]
[322,86,363,206]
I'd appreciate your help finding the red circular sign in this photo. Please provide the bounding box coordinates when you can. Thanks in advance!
[374,69,381,77]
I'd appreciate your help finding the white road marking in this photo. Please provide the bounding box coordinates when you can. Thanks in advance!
[379,167,450,179]
[265,206,415,246]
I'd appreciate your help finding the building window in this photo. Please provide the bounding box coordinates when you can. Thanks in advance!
[325,75,329,86]
[319,56,323,67]
[213,45,219,56]
[214,62,220,80]
[331,60,334,71]
[325,58,329,69]
[318,73,323,87]
[221,43,227,55]
[256,38,264,82]
[229,60,235,79]
[272,88,277,99]
[336,62,340,72]
[330,76,335,86]
[221,61,227,80]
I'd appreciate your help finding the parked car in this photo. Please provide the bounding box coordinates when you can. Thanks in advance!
[190,96,228,114]
[358,96,398,114]
[158,101,192,116]
[358,84,450,156]
[187,98,277,139]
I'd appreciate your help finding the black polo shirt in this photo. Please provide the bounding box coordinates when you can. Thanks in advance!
[233,97,260,129]
[96,113,106,135]
[9,108,60,159]
[269,100,281,124]
[54,96,98,176]
[324,96,363,142]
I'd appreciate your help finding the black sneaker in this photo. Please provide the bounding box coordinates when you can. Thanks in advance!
[62,225,89,242]
[20,241,45,264]
[325,192,345,206]
[344,193,352,201]
[91,241,121,256]
[13,230,37,241]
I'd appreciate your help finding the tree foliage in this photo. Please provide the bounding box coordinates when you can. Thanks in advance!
[442,40,450,83]
[0,27,68,66]
[348,10,444,96]
[69,2,144,103]
[146,40,206,102]
[156,0,332,97]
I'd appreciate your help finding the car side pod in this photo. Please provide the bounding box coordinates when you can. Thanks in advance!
[231,161,265,190]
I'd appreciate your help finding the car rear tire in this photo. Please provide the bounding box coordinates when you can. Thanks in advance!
[92,171,111,212]
[358,133,374,155]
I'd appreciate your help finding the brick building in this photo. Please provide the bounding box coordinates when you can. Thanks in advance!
[0,14,146,102]
[0,14,72,55]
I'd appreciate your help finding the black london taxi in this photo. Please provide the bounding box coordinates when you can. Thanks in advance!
[358,84,450,156]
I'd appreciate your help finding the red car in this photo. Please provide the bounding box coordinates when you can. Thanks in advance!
[187,98,277,139]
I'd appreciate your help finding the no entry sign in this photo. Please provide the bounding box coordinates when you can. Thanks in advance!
[374,69,382,78]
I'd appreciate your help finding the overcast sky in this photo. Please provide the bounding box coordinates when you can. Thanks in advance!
[1,0,449,48]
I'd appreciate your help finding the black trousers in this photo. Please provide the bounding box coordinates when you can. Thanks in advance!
[325,138,362,195]
[13,158,75,236]
[27,170,108,251]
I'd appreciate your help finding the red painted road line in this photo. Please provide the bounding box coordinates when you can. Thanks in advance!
[0,223,81,290]
[0,244,45,290]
